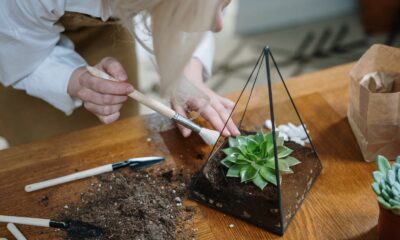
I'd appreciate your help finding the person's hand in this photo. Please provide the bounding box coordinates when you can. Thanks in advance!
[67,57,134,124]
[172,58,240,138]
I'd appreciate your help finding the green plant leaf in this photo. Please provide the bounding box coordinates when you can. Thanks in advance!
[372,183,381,195]
[252,174,268,190]
[389,199,400,206]
[240,165,257,182]
[221,158,234,168]
[222,130,299,190]
[254,131,264,143]
[378,196,392,209]
[277,146,293,158]
[377,155,391,174]
[265,159,276,169]
[394,182,400,193]
[260,166,278,185]
[236,136,248,145]
[283,156,301,166]
[391,207,400,216]
[260,140,268,159]
[226,165,241,177]
[267,158,292,173]
[382,189,392,202]
[276,135,284,147]
[278,161,293,174]
[392,186,400,197]
[228,137,239,147]
[246,139,259,152]
[388,170,396,185]
[222,147,239,156]
[244,152,259,162]
[373,171,384,183]
[398,168,400,183]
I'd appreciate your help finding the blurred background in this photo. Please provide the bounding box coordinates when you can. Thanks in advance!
[137,0,400,114]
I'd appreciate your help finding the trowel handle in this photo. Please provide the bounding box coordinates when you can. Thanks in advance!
[86,66,176,119]
[25,164,113,192]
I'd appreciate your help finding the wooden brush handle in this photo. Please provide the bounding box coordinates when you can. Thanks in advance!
[25,164,113,192]
[7,223,27,240]
[86,66,176,119]
[0,215,50,227]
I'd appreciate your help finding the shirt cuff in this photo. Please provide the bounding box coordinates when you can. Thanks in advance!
[13,44,86,115]
[192,32,215,80]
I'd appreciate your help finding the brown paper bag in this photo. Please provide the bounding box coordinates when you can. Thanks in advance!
[348,44,400,162]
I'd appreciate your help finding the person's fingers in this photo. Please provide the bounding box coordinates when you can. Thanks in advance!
[219,96,235,110]
[84,102,123,116]
[79,72,134,95]
[98,111,121,124]
[97,57,128,81]
[201,106,230,137]
[77,88,128,105]
[212,102,240,136]
[172,103,192,137]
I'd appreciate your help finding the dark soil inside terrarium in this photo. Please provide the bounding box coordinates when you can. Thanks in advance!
[61,168,196,240]
[189,139,322,235]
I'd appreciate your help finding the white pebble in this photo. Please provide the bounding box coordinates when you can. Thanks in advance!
[279,132,289,141]
[64,205,69,209]
[291,137,305,146]
[174,197,182,203]
[229,224,235,228]
[147,138,152,142]
[278,125,290,133]
[176,203,182,207]
[297,125,308,139]
[264,119,272,130]
[172,190,176,194]
[287,124,302,139]
[0,136,9,150]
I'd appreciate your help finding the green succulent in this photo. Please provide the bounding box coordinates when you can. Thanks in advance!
[220,130,300,190]
[372,155,400,216]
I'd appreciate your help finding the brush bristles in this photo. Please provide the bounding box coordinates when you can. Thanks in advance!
[199,128,220,145]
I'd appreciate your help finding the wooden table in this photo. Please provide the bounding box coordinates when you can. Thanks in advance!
[0,63,379,239]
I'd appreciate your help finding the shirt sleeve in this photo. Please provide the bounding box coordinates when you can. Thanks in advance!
[192,31,215,81]
[13,36,86,115]
[0,0,87,115]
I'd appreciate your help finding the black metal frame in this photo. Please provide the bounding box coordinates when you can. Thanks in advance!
[191,47,323,235]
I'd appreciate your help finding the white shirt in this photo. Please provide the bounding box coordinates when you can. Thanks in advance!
[0,0,214,115]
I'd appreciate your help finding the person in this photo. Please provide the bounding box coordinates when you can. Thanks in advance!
[0,0,239,146]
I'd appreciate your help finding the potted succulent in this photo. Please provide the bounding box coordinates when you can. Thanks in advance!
[190,130,322,235]
[371,155,400,239]
[220,130,300,190]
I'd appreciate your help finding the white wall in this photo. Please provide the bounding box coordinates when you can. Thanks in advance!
[236,0,358,35]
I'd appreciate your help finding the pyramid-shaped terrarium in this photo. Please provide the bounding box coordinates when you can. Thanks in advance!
[189,47,323,235]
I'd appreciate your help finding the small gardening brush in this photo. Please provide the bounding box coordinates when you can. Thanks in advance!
[86,66,220,145]
[25,156,164,192]
[0,215,103,238]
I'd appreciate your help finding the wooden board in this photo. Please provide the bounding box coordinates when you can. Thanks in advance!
[0,63,379,239]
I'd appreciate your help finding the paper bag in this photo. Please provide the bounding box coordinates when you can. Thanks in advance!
[348,44,400,162]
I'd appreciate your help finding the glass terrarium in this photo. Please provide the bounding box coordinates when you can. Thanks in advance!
[189,47,323,235]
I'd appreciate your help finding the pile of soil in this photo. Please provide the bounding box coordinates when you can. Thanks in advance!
[61,168,196,240]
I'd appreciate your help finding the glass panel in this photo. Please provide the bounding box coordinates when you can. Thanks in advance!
[190,47,322,235]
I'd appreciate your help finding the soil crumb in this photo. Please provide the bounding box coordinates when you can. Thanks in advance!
[61,168,196,240]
